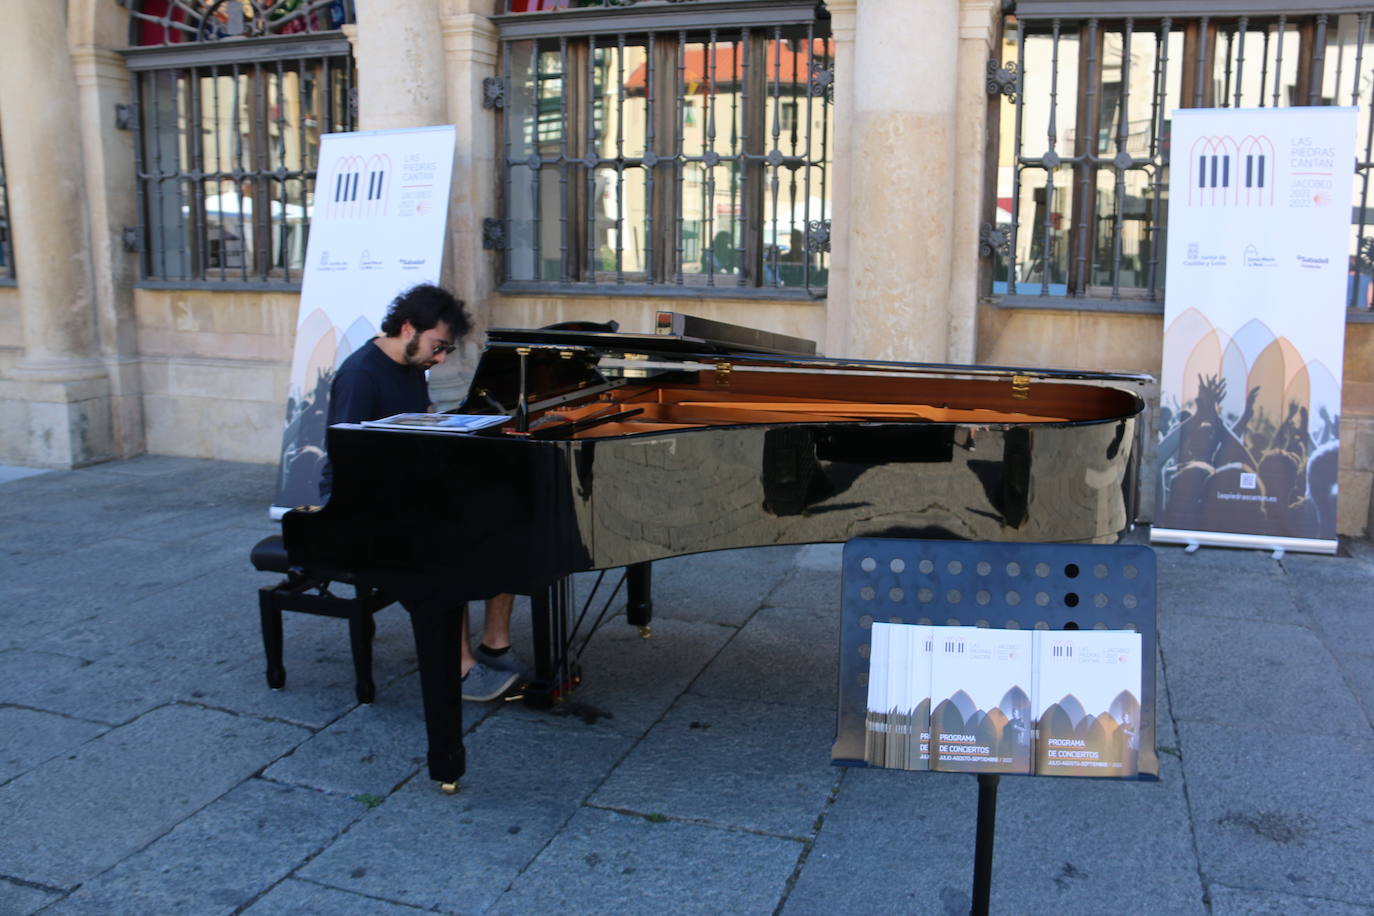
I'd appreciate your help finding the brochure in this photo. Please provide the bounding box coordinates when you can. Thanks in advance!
[929,627,1033,774]
[1032,630,1142,777]
[864,623,933,771]
[359,412,509,434]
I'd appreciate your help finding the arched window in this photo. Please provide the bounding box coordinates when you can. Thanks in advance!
[123,1,357,287]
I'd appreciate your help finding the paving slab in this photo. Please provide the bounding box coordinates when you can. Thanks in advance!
[1157,562,1305,626]
[635,545,803,626]
[974,750,1202,913]
[1154,544,1287,576]
[0,706,107,784]
[0,878,60,916]
[0,703,309,889]
[0,464,50,484]
[501,615,736,739]
[262,672,502,798]
[589,692,842,838]
[782,764,982,916]
[1178,720,1374,906]
[44,779,362,915]
[1160,614,1366,736]
[297,715,635,913]
[242,878,429,915]
[491,806,805,915]
[1209,884,1374,915]
[764,567,842,612]
[5,531,259,645]
[690,603,838,710]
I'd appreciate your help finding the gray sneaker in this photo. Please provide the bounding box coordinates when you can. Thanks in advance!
[475,645,533,681]
[462,663,519,702]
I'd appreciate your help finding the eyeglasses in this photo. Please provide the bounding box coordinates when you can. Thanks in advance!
[430,342,457,356]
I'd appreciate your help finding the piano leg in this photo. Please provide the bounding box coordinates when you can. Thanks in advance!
[526,579,577,708]
[258,589,286,690]
[626,562,653,638]
[404,599,465,791]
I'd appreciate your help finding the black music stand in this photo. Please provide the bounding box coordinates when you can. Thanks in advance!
[834,538,1158,916]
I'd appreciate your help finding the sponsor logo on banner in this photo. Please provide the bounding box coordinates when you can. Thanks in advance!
[1242,244,1276,268]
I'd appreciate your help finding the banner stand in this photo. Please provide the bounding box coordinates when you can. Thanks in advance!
[1150,527,1337,557]
[1153,107,1356,556]
[271,125,457,517]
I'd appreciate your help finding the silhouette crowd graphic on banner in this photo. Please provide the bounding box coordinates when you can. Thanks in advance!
[1157,307,1340,539]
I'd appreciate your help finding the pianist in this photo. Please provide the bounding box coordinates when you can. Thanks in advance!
[322,283,528,702]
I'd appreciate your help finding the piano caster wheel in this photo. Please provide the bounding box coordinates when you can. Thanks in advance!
[355,682,375,705]
[266,667,285,689]
[638,625,652,639]
[440,781,460,795]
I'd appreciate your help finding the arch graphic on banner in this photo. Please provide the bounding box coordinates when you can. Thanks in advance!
[1157,308,1340,539]
[1187,134,1276,207]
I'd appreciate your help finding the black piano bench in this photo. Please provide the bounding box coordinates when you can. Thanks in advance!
[250,534,395,704]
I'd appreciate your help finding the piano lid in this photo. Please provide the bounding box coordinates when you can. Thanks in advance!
[463,310,1152,419]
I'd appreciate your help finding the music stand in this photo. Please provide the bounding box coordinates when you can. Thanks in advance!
[834,538,1158,916]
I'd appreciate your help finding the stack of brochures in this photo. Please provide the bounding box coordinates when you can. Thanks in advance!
[864,623,1142,777]
[359,412,509,434]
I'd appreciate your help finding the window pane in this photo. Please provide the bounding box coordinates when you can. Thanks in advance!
[499,22,830,293]
[136,54,351,284]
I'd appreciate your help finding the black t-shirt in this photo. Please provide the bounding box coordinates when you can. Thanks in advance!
[319,339,430,498]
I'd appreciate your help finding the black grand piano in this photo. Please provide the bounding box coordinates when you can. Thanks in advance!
[282,312,1150,789]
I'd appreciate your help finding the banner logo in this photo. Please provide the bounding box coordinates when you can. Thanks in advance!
[325,154,392,218]
[1188,134,1275,207]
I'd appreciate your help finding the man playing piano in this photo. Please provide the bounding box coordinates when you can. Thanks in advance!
[322,283,527,701]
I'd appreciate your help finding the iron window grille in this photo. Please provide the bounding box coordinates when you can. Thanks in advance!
[0,120,13,283]
[994,3,1374,312]
[494,0,834,298]
[123,1,356,289]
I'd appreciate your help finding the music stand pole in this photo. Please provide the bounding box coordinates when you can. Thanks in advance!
[971,773,1000,916]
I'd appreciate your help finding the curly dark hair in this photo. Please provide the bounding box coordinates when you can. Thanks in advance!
[379,284,470,339]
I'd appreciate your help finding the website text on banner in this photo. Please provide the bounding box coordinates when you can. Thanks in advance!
[273,126,457,514]
[1154,107,1356,553]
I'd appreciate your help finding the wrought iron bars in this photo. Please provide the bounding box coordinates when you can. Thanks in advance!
[131,51,355,285]
[996,10,1374,310]
[498,19,832,294]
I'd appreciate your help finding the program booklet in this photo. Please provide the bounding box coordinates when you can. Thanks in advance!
[1032,630,1143,777]
[359,412,509,434]
[929,627,1033,774]
[865,623,933,771]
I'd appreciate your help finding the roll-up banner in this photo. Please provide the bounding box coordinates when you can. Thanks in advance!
[272,126,457,516]
[1153,107,1356,554]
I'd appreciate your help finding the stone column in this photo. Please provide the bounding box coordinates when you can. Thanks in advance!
[825,0,961,363]
[433,1,501,407]
[947,0,1000,364]
[71,32,145,456]
[0,0,113,466]
[355,0,451,130]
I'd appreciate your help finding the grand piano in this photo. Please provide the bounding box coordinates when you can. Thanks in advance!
[282,312,1150,788]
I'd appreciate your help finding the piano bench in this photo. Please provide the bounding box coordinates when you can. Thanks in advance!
[250,534,395,705]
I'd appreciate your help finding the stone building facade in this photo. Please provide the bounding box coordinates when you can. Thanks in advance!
[0,0,1371,536]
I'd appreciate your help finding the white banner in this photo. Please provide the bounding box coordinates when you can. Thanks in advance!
[1154,107,1356,551]
[273,126,457,512]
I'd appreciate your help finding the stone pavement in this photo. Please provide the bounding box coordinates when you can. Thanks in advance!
[2,455,1372,915]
